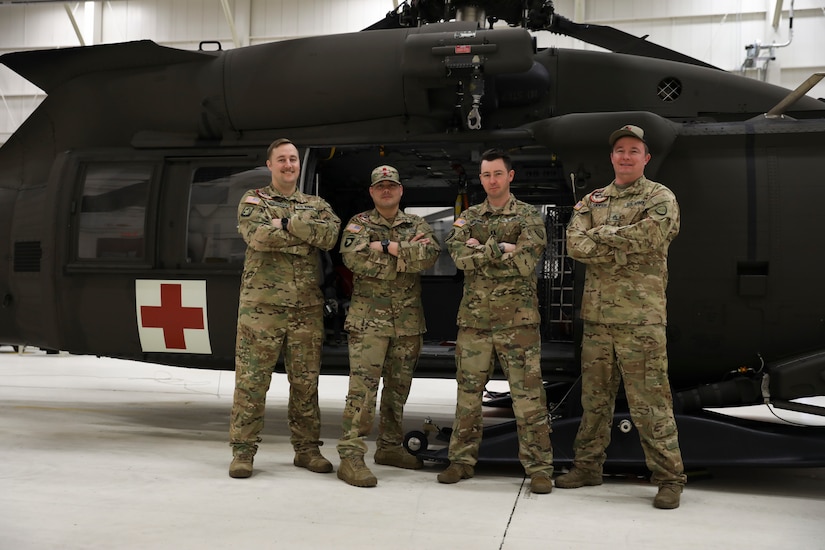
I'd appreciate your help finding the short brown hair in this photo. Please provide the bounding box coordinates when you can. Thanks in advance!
[267,138,295,160]
[480,148,512,172]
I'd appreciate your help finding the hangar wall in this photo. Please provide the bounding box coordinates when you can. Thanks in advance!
[1,0,824,146]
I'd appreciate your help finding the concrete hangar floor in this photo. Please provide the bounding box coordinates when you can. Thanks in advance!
[1,346,824,550]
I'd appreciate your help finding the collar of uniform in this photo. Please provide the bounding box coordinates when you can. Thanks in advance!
[605,176,646,197]
[369,208,410,227]
[480,193,517,215]
[266,185,306,202]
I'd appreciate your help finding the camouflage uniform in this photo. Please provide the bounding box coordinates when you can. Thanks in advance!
[445,194,554,476]
[566,175,686,486]
[230,184,341,457]
[337,209,440,458]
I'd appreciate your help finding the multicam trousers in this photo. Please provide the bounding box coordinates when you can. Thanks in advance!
[572,321,686,485]
[229,302,324,456]
[337,332,422,458]
[446,325,553,476]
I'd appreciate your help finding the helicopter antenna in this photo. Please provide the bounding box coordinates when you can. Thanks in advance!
[569,171,577,202]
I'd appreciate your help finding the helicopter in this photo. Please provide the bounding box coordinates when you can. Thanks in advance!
[0,0,823,468]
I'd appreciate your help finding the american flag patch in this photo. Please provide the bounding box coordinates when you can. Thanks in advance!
[244,196,261,205]
[453,218,467,227]
[345,223,364,233]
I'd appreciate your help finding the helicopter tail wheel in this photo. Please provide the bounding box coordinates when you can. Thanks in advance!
[403,430,429,455]
[618,419,634,433]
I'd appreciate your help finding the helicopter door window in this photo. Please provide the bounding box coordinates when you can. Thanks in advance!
[187,166,271,264]
[76,163,153,260]
[404,206,457,276]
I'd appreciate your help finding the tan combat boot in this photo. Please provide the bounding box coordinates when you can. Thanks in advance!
[554,467,603,488]
[530,473,553,494]
[229,453,253,479]
[437,462,474,484]
[653,484,682,509]
[374,446,423,470]
[293,448,333,473]
[337,455,378,487]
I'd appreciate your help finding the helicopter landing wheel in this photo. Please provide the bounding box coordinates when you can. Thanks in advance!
[403,430,429,455]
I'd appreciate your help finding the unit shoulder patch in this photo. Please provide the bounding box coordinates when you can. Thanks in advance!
[589,189,607,203]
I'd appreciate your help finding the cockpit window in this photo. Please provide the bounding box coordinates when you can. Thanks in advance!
[187,166,270,264]
[76,163,152,260]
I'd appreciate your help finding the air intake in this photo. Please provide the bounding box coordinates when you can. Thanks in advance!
[657,77,682,102]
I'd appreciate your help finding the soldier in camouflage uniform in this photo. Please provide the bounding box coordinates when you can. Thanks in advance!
[559,125,686,509]
[336,165,441,487]
[229,138,341,479]
[438,149,554,495]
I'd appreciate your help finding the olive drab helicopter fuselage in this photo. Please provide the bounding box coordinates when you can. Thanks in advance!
[1,1,824,468]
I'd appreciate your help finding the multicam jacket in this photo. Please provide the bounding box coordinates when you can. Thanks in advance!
[566,175,680,325]
[237,184,340,307]
[447,194,546,332]
[340,209,440,336]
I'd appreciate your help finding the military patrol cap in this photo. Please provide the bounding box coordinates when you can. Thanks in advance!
[370,165,401,186]
[609,124,646,146]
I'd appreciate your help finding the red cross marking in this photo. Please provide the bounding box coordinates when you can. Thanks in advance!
[140,283,204,349]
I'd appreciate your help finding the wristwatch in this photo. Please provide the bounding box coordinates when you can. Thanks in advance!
[281,217,289,230]
[380,239,390,254]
